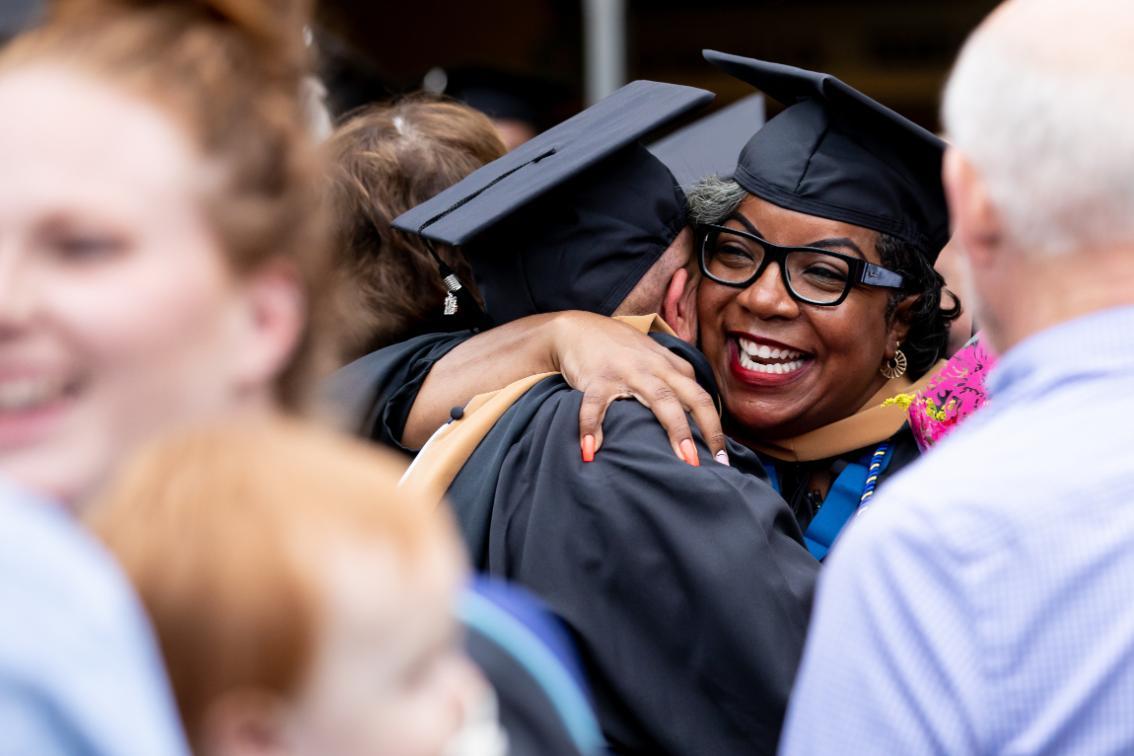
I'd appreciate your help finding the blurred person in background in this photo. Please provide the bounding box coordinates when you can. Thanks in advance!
[0,0,333,509]
[0,0,328,751]
[87,419,501,756]
[324,96,505,365]
[780,1,1134,753]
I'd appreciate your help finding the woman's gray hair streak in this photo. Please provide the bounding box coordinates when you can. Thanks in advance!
[686,176,748,226]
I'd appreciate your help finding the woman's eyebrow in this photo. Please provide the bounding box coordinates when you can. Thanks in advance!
[723,213,867,258]
[806,237,865,258]
[725,212,764,239]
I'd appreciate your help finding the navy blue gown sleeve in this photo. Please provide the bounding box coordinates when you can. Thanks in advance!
[321,330,471,454]
[479,390,819,755]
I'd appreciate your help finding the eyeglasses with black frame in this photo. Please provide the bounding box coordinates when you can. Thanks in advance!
[697,223,905,306]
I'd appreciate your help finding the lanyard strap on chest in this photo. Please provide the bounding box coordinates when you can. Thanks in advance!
[802,443,893,561]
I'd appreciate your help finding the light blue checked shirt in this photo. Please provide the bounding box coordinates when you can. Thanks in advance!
[0,477,188,756]
[780,306,1134,756]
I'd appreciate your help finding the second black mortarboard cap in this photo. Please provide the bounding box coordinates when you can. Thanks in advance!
[393,80,713,325]
[647,93,765,188]
[703,50,950,260]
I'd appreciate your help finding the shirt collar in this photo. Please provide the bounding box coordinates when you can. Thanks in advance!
[988,305,1134,399]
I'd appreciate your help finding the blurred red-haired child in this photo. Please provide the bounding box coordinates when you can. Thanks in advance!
[87,419,504,756]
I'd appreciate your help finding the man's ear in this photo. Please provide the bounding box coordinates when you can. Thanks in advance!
[943,147,1002,271]
[231,259,307,396]
[661,265,699,344]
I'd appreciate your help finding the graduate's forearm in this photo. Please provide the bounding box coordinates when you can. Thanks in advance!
[404,310,727,461]
[402,313,567,448]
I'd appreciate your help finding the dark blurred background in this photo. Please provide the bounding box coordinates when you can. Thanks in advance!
[1,0,999,134]
[316,0,999,130]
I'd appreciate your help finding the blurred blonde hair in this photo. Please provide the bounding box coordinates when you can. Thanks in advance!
[85,418,463,744]
[0,0,335,407]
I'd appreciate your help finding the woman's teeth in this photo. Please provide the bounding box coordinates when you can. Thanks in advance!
[736,337,806,375]
[738,354,805,374]
[0,378,71,412]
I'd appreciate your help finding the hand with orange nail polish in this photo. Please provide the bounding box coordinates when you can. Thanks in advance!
[581,434,596,463]
[680,438,700,467]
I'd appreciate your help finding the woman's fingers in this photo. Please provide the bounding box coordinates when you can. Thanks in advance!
[659,347,698,382]
[578,380,621,458]
[674,379,728,466]
[552,311,726,465]
[578,372,727,466]
[634,380,699,464]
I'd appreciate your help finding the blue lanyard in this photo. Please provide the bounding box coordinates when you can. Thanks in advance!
[767,443,894,562]
[856,444,892,510]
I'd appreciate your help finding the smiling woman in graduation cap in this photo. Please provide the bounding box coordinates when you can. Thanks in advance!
[386,52,961,562]
[540,53,961,558]
[669,51,961,557]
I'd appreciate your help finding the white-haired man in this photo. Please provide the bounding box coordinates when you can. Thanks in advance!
[780,1,1134,753]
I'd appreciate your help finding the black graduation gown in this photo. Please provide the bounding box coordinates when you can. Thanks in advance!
[324,330,473,454]
[326,334,819,754]
[453,336,817,754]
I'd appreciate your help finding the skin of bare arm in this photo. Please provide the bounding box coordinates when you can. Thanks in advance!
[403,312,567,449]
[402,311,725,464]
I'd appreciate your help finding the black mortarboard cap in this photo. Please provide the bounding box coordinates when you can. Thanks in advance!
[703,50,949,260]
[647,93,765,188]
[393,80,713,325]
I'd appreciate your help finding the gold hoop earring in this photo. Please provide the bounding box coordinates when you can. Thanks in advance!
[880,348,908,380]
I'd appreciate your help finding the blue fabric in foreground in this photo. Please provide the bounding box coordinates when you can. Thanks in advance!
[0,476,189,756]
[462,579,605,755]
